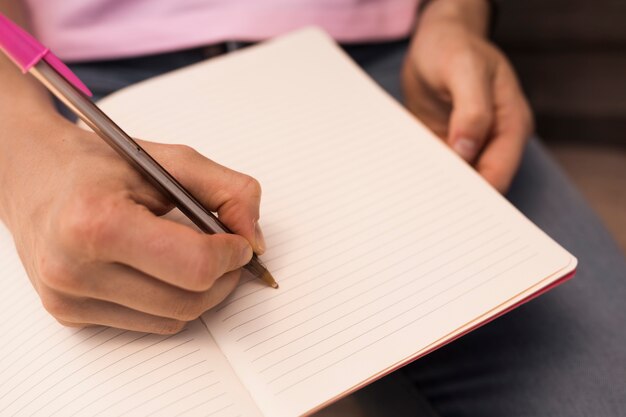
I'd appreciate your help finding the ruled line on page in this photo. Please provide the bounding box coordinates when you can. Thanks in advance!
[197,103,400,181]
[255,142,434,221]
[39,340,196,417]
[116,373,219,417]
[202,404,237,417]
[0,271,27,303]
[227,213,484,343]
[191,99,362,167]
[0,327,111,406]
[273,251,538,394]
[222,191,473,323]
[243,225,509,357]
[0,291,37,326]
[261,165,445,248]
[170,393,228,417]
[140,373,218,417]
[260,164,447,249]
[0,322,62,385]
[0,324,66,377]
[225,203,485,331]
[218,177,460,307]
[236,212,497,350]
[251,122,433,211]
[0,301,47,337]
[261,181,461,268]
[14,333,184,416]
[229,187,473,305]
[152,386,224,416]
[25,333,156,416]
[70,358,209,417]
[258,239,525,378]
[222,190,469,311]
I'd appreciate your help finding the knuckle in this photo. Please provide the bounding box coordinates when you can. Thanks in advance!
[170,294,206,321]
[37,253,77,291]
[172,144,200,159]
[204,272,240,311]
[237,174,262,199]
[41,291,75,321]
[59,193,120,256]
[164,144,203,179]
[153,319,186,335]
[186,246,220,291]
[246,175,263,195]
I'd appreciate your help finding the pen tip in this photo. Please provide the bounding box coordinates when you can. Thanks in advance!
[260,270,279,289]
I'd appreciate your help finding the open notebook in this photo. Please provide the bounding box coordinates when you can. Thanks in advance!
[0,28,576,416]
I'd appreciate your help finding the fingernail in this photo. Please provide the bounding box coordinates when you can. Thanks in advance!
[453,138,478,161]
[254,221,267,255]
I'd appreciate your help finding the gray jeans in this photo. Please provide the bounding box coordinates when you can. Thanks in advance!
[66,41,626,417]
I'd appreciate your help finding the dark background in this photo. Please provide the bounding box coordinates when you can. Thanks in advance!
[494,0,626,253]
[494,0,626,145]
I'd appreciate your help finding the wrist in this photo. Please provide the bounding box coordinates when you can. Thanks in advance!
[419,0,491,37]
[0,111,76,228]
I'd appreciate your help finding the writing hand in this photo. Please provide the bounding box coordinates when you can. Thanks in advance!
[1,116,265,333]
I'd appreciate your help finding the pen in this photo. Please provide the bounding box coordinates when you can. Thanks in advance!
[0,13,278,289]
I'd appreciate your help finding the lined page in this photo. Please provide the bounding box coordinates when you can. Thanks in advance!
[95,29,575,417]
[0,225,262,417]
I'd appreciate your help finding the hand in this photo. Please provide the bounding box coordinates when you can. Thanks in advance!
[402,0,534,193]
[0,116,266,334]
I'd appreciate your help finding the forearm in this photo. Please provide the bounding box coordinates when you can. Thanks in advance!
[418,0,491,37]
[0,1,67,224]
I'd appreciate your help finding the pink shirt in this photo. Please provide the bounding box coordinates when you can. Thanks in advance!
[23,0,420,62]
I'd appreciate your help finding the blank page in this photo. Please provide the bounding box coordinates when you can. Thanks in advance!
[0,225,262,416]
[94,29,576,417]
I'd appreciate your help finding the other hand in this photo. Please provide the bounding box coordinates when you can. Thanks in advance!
[402,0,534,193]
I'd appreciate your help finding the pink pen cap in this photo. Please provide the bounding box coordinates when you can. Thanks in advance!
[0,12,92,96]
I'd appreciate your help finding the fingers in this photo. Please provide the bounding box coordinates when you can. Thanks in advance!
[476,66,533,193]
[41,292,188,334]
[143,143,266,254]
[446,52,494,163]
[57,197,252,291]
[95,265,240,321]
[39,262,240,323]
[444,50,532,193]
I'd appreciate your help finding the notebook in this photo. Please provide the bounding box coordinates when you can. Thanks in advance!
[0,28,576,417]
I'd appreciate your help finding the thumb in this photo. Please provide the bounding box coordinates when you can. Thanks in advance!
[446,64,494,163]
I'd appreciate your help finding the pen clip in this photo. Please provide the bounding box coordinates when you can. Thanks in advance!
[0,12,92,97]
[41,52,92,97]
